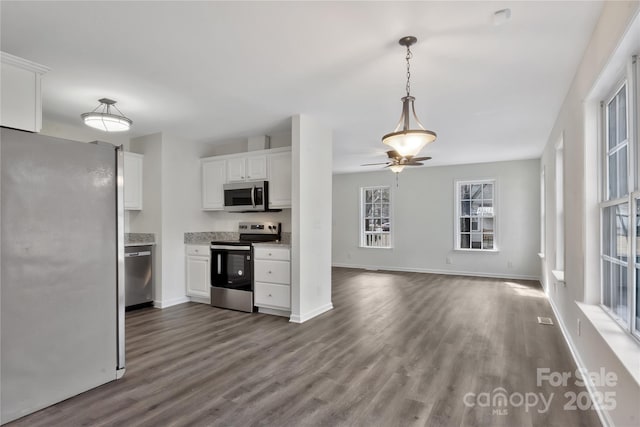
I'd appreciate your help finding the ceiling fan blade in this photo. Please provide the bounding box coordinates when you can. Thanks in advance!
[405,162,424,166]
[411,156,432,161]
[361,162,391,166]
[386,150,400,159]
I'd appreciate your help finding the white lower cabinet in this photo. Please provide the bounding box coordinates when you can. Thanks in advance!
[253,246,291,314]
[185,245,210,301]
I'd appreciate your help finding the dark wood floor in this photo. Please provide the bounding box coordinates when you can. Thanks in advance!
[8,268,600,427]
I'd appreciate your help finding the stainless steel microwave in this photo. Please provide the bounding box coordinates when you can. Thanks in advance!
[223,181,268,212]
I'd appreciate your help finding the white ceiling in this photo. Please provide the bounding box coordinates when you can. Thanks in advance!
[1,1,602,173]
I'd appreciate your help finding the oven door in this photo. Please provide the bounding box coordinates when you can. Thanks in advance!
[210,245,252,292]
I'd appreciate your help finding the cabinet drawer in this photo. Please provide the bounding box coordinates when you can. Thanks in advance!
[253,246,290,261]
[254,260,290,284]
[186,245,210,257]
[254,282,290,309]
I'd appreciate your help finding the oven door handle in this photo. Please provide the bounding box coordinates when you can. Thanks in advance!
[211,245,252,251]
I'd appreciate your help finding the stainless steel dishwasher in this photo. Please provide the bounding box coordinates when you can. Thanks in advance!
[124,245,153,310]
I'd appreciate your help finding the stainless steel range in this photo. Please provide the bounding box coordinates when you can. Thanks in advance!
[210,221,281,312]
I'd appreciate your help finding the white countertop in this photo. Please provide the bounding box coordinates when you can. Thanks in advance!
[125,242,156,247]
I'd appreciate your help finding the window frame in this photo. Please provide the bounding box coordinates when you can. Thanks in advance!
[454,179,498,252]
[359,185,393,249]
[599,58,640,340]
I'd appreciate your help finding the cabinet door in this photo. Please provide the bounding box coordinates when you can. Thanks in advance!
[186,255,211,299]
[0,57,46,133]
[202,159,226,210]
[268,151,292,208]
[226,157,246,182]
[246,155,267,181]
[123,152,143,210]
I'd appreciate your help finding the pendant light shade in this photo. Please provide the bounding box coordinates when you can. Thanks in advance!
[382,36,436,158]
[81,98,132,132]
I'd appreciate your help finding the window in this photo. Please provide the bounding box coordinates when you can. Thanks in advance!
[360,186,391,248]
[600,66,639,337]
[455,180,496,251]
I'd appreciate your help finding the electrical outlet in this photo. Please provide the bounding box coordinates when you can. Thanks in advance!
[446,256,452,265]
[577,319,581,336]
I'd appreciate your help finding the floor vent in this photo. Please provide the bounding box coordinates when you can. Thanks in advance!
[537,316,554,325]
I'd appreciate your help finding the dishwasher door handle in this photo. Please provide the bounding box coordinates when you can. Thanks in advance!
[125,251,151,257]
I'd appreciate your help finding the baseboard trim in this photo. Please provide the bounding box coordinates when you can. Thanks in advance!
[546,297,613,427]
[153,296,190,309]
[258,307,291,318]
[188,295,210,305]
[290,303,334,324]
[331,263,539,281]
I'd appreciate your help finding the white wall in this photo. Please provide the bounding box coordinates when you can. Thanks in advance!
[40,118,130,150]
[129,133,164,302]
[291,114,333,323]
[539,2,640,426]
[332,159,540,280]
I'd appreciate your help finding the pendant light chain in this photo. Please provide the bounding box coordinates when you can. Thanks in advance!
[405,45,412,97]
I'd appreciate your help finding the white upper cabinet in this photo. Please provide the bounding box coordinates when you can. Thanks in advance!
[227,155,267,182]
[0,52,49,133]
[268,150,292,208]
[226,157,246,182]
[202,158,226,210]
[246,155,268,181]
[201,147,291,210]
[123,152,143,210]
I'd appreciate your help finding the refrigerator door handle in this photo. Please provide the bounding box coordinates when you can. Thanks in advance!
[116,145,126,377]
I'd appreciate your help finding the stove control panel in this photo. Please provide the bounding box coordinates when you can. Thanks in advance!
[238,221,280,235]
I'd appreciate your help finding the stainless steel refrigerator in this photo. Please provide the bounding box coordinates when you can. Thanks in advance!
[0,127,126,424]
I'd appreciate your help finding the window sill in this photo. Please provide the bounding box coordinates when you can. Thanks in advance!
[538,252,545,259]
[453,248,500,254]
[575,302,640,387]
[551,270,565,283]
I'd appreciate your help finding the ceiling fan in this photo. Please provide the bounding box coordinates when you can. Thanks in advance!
[361,150,431,172]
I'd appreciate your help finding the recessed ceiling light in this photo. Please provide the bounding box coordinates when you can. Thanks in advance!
[493,8,511,26]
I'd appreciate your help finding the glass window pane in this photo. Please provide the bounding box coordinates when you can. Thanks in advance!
[482,218,494,232]
[381,204,389,218]
[365,204,373,218]
[636,202,640,264]
[483,234,494,250]
[365,190,373,203]
[613,264,628,324]
[471,184,482,199]
[381,218,390,232]
[618,87,626,143]
[461,184,470,199]
[381,189,389,202]
[616,204,629,261]
[619,146,628,197]
[471,233,482,249]
[460,218,470,233]
[471,201,482,216]
[460,234,470,249]
[483,183,493,199]
[636,268,640,332]
[471,218,479,232]
[608,98,617,150]
[461,201,470,216]
[602,259,612,309]
[608,152,617,199]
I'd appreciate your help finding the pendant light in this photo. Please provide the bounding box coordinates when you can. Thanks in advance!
[81,98,132,132]
[389,164,405,174]
[382,36,436,158]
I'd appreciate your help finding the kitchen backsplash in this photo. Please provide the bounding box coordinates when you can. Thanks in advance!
[185,231,290,245]
[125,233,155,244]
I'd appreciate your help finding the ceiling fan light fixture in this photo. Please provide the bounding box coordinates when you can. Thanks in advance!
[382,36,437,158]
[389,164,405,174]
[81,98,132,132]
